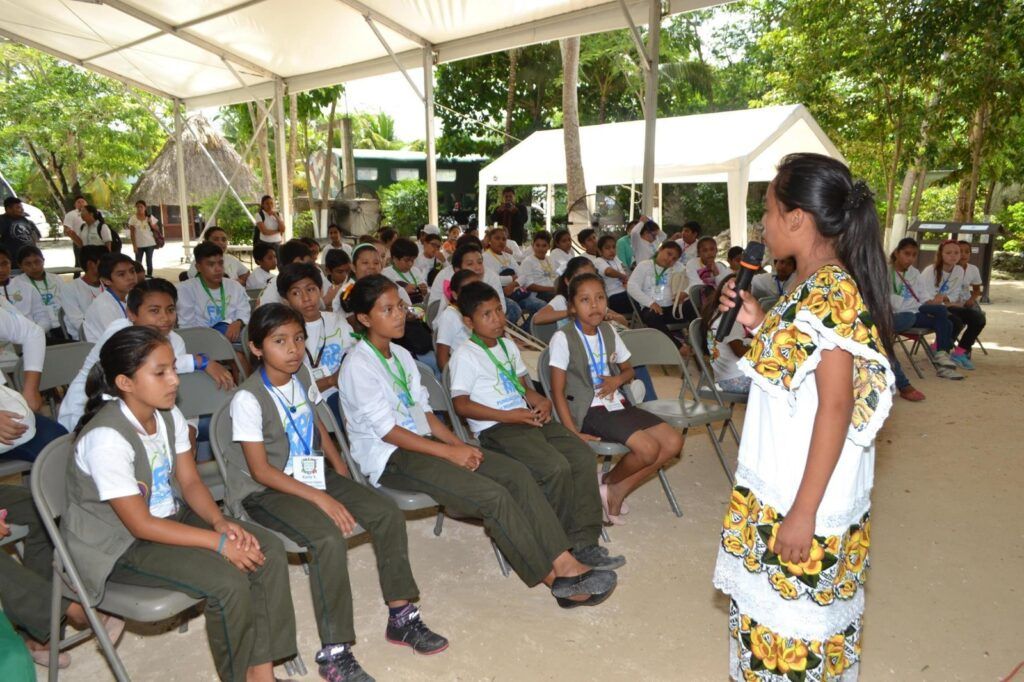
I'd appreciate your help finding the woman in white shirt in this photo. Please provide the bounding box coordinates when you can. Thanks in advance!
[255,194,285,256]
[918,239,976,369]
[945,240,986,369]
[78,205,112,250]
[128,200,158,276]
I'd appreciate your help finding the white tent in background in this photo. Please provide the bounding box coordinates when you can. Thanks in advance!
[479,104,844,246]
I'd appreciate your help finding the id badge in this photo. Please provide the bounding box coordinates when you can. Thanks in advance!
[311,366,327,381]
[410,404,430,435]
[293,454,326,490]
[654,283,667,301]
[600,392,626,412]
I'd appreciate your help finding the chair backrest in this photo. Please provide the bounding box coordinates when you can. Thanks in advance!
[536,347,553,397]
[177,326,246,378]
[688,283,705,306]
[30,434,76,522]
[36,342,94,393]
[240,324,252,362]
[425,299,443,327]
[619,328,699,399]
[530,317,558,346]
[176,371,233,420]
[208,402,234,490]
[688,317,725,404]
[429,364,474,442]
[314,401,371,487]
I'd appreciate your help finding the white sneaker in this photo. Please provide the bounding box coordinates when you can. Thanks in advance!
[936,366,964,380]
[932,350,958,369]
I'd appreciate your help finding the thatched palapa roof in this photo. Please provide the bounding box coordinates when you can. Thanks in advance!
[130,115,258,205]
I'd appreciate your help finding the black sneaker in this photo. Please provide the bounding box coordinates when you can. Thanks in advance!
[315,645,375,682]
[550,569,617,598]
[573,545,626,571]
[385,605,449,655]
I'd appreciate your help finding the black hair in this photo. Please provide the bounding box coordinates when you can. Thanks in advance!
[99,252,135,280]
[325,248,351,271]
[260,194,272,206]
[658,240,683,256]
[456,281,501,318]
[597,234,616,251]
[640,220,660,236]
[772,152,893,355]
[449,268,480,298]
[351,242,380,266]
[277,262,323,297]
[80,245,107,268]
[390,237,418,261]
[378,228,398,245]
[76,326,171,435]
[455,233,482,249]
[502,186,515,195]
[327,223,341,234]
[696,236,717,251]
[344,274,398,322]
[578,228,596,245]
[3,197,20,209]
[423,233,442,245]
[202,226,227,241]
[73,194,86,202]
[890,237,919,265]
[135,199,147,208]
[682,220,702,235]
[279,239,312,265]
[253,241,276,263]
[127,277,178,313]
[556,256,598,298]
[193,241,223,263]
[552,228,571,247]
[16,244,43,264]
[357,235,379,245]
[567,272,605,304]
[247,303,305,365]
[448,224,461,235]
[452,243,483,269]
[133,262,144,274]
[81,204,101,222]
[299,236,320,250]
[533,230,552,244]
[0,246,10,262]
[727,246,744,261]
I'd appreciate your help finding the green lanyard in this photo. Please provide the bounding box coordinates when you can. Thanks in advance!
[29,276,49,297]
[470,334,526,397]
[362,338,415,405]
[199,277,227,319]
[653,262,668,286]
[396,268,419,286]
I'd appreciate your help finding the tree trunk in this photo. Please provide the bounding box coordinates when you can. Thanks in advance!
[321,98,338,225]
[288,93,298,214]
[24,140,66,213]
[560,37,587,224]
[249,101,274,197]
[911,165,928,219]
[341,116,356,200]
[503,50,519,153]
[983,179,999,216]
[954,101,990,221]
[301,120,318,231]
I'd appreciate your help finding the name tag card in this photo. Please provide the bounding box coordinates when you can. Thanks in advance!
[293,453,326,490]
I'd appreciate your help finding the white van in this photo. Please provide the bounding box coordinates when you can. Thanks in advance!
[0,171,53,236]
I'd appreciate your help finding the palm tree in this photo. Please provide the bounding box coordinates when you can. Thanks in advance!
[353,112,404,150]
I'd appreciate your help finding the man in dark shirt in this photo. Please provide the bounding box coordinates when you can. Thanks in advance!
[0,198,41,265]
[489,187,527,245]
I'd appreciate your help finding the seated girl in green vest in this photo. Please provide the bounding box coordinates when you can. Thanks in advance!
[65,326,297,682]
[224,303,448,682]
[547,273,683,525]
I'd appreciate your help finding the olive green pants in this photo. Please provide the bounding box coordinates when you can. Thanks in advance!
[478,422,603,551]
[108,507,297,682]
[0,484,56,643]
[243,469,418,646]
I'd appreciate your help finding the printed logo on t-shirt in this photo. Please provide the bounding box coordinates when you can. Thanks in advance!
[321,341,342,373]
[144,433,176,517]
[282,401,313,473]
[206,303,225,325]
[493,372,527,411]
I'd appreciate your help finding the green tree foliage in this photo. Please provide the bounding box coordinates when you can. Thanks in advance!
[378,179,428,236]
[352,112,404,150]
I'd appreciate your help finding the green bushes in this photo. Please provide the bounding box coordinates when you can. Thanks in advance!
[378,179,427,236]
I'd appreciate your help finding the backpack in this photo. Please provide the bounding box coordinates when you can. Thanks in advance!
[107,224,123,254]
[252,209,265,246]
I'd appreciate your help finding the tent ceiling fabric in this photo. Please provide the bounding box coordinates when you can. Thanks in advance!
[478,105,844,187]
[0,0,721,108]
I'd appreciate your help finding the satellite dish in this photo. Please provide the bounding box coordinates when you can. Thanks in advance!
[567,193,627,236]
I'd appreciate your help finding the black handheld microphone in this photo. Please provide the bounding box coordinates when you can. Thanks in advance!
[715,241,765,342]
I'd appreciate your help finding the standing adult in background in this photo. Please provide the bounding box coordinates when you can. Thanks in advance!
[490,187,528,246]
[254,194,285,257]
[63,195,86,267]
[128,200,158,277]
[0,198,41,272]
[77,205,113,251]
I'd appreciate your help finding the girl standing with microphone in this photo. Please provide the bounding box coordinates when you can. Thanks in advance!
[712,153,895,680]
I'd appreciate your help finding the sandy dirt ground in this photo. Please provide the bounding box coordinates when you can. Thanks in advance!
[24,242,1024,680]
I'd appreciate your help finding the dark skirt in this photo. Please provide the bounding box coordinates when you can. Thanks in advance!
[580,404,663,444]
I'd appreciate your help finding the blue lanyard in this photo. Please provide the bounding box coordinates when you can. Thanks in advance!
[776,277,784,296]
[107,288,127,317]
[939,270,952,293]
[574,321,606,383]
[260,368,312,456]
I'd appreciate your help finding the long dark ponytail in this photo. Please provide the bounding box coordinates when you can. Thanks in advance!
[772,153,894,356]
[75,326,170,435]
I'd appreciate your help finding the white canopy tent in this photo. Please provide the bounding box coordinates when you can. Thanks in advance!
[0,0,721,250]
[478,104,845,246]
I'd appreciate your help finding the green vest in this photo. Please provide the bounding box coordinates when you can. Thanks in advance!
[62,401,177,603]
[221,365,316,517]
[558,322,627,428]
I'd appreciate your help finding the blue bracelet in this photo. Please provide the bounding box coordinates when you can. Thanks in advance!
[196,353,209,371]
[216,533,227,555]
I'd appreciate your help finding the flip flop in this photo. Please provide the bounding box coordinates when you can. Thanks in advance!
[596,470,629,515]
[30,650,71,669]
[598,484,625,526]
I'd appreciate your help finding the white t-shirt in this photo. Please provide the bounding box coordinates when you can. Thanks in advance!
[0,306,44,385]
[79,221,112,247]
[685,259,730,288]
[74,402,191,518]
[187,254,249,283]
[888,267,923,315]
[257,211,282,243]
[16,272,63,331]
[709,317,748,382]
[301,313,355,399]
[231,375,323,476]
[246,266,275,292]
[539,294,570,329]
[60,278,104,340]
[415,252,442,275]
[321,243,352,266]
[519,254,557,291]
[83,289,129,342]
[340,341,432,486]
[435,304,470,350]
[59,319,194,431]
[675,239,699,269]
[63,209,84,233]
[917,265,965,303]
[631,222,664,265]
[177,276,250,329]
[548,247,573,274]
[626,259,683,308]
[482,250,519,287]
[449,337,529,435]
[548,325,632,407]
[383,264,427,289]
[128,215,157,249]
[428,265,506,308]
[954,263,982,305]
[1,276,52,330]
[595,257,627,296]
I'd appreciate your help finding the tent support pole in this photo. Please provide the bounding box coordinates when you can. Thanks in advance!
[273,80,292,237]
[629,183,636,221]
[173,101,192,260]
[208,101,271,225]
[641,0,660,218]
[423,48,439,226]
[616,0,651,73]
[365,17,425,102]
[546,184,554,230]
[656,182,663,225]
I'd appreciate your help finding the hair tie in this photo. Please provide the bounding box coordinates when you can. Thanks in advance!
[100,392,117,402]
[843,180,873,211]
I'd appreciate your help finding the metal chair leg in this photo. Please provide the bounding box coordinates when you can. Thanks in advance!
[294,652,308,676]
[899,337,924,379]
[657,467,683,518]
[283,659,296,676]
[726,416,742,446]
[491,540,511,577]
[300,554,310,576]
[48,561,63,681]
[976,338,988,355]
[706,424,736,485]
[433,509,445,537]
[178,615,189,633]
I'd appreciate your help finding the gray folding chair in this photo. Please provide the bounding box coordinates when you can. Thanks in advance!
[618,328,737,512]
[529,316,558,347]
[177,326,248,380]
[0,523,27,546]
[426,363,512,577]
[895,327,937,380]
[425,299,444,328]
[687,318,744,446]
[13,341,93,415]
[31,435,203,681]
[176,371,235,502]
[0,458,32,480]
